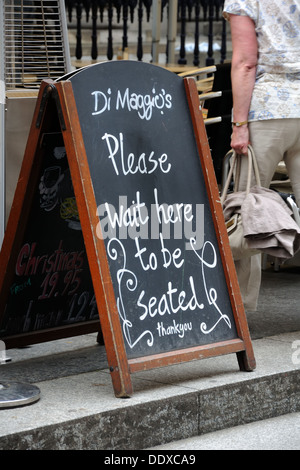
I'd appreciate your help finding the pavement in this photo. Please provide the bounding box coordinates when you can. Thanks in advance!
[150,413,300,450]
[0,263,299,451]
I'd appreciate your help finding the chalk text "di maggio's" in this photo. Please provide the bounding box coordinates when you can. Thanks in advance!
[91,87,172,121]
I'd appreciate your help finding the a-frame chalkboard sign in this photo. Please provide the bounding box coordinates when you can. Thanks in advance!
[0,61,255,397]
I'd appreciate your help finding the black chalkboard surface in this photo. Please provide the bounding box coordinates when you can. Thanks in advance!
[67,61,237,359]
[0,132,99,346]
[0,62,255,397]
[0,133,98,336]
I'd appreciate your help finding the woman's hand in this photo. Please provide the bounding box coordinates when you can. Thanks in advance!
[230,125,250,155]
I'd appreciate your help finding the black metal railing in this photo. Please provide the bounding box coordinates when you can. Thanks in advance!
[65,0,227,66]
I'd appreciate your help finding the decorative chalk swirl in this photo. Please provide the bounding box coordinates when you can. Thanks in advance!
[190,239,231,334]
[107,238,154,349]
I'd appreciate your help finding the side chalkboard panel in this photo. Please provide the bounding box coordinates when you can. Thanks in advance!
[0,86,100,348]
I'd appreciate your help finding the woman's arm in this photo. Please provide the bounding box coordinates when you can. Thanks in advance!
[229,14,258,154]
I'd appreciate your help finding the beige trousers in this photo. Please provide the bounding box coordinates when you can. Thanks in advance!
[234,119,300,311]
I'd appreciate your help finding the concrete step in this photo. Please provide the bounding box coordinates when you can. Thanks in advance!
[0,329,299,450]
[0,266,299,450]
[149,412,300,450]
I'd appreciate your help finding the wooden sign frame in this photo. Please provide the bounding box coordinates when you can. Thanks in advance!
[0,81,101,349]
[0,71,255,397]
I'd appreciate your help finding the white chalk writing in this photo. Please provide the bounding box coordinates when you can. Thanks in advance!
[91,86,172,120]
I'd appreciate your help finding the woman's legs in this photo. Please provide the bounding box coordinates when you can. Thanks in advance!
[232,119,300,310]
[283,120,300,208]
[234,255,262,311]
[239,120,287,190]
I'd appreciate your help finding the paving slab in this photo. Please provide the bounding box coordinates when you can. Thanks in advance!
[149,412,300,450]
[0,267,299,449]
[0,330,299,450]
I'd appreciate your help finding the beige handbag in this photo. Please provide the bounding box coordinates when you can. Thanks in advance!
[221,145,300,261]
[221,146,261,260]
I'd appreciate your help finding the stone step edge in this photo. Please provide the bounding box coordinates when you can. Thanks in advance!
[0,368,298,450]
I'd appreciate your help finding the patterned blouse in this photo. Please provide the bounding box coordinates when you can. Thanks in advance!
[223,0,300,121]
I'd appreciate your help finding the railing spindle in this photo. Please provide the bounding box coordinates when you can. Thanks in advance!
[91,0,98,60]
[178,0,187,65]
[122,0,129,51]
[114,0,123,22]
[107,0,114,60]
[99,0,106,22]
[206,0,214,65]
[129,0,138,22]
[75,1,83,59]
[143,0,152,21]
[193,0,200,66]
[220,16,226,63]
[137,0,143,60]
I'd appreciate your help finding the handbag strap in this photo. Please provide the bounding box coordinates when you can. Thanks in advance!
[247,144,261,189]
[220,145,261,205]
